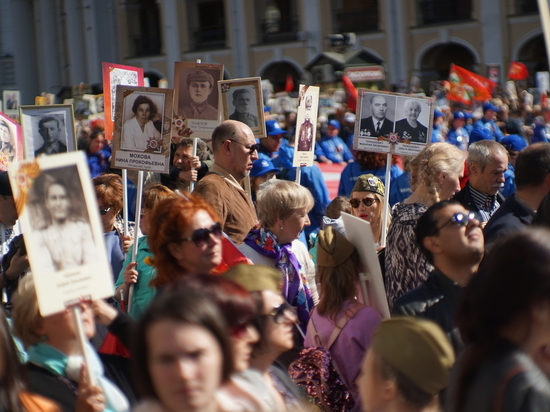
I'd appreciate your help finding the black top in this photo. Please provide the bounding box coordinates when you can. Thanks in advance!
[484,194,535,247]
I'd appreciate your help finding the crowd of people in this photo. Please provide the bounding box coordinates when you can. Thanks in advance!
[1,83,550,412]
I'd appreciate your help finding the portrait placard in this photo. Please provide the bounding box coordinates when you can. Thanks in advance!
[293,85,320,167]
[341,212,390,319]
[0,113,22,171]
[102,62,145,140]
[355,91,433,156]
[8,152,113,316]
[173,62,224,140]
[2,90,20,116]
[19,105,76,160]
[111,86,173,173]
[218,77,266,137]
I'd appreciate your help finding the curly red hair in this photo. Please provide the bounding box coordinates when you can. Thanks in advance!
[148,194,220,288]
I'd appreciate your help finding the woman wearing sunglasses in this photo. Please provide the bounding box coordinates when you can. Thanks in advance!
[240,179,318,333]
[148,195,223,288]
[94,174,134,281]
[349,174,389,246]
[385,142,466,309]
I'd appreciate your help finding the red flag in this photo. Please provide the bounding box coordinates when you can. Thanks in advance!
[211,234,253,274]
[448,64,495,104]
[508,61,529,80]
[341,74,358,112]
[285,74,294,92]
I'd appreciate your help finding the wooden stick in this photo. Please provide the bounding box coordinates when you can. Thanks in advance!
[128,170,144,314]
[122,169,129,236]
[380,153,392,247]
[72,305,95,386]
[190,137,198,192]
[295,166,302,185]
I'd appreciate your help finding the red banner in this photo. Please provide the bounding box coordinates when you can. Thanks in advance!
[341,74,358,112]
[448,64,495,104]
[508,61,529,80]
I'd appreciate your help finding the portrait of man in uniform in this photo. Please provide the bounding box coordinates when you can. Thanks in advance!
[229,88,258,127]
[359,94,394,138]
[180,70,218,121]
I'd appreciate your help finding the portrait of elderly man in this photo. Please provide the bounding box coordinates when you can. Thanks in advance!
[395,99,428,143]
[34,116,67,157]
[181,70,218,120]
[360,94,394,138]
[229,88,258,127]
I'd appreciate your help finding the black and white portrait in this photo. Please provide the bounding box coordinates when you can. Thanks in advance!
[0,119,16,166]
[359,93,397,138]
[177,68,220,121]
[109,68,139,122]
[26,166,97,275]
[121,92,165,153]
[394,98,430,143]
[229,87,259,127]
[2,90,20,114]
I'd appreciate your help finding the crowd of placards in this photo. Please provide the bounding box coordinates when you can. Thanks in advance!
[1,61,550,412]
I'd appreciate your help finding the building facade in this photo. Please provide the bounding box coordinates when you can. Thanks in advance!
[0,0,546,105]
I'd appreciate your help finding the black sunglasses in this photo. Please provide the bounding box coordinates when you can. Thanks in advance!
[228,139,260,155]
[262,301,296,324]
[349,197,378,208]
[438,211,480,232]
[179,222,222,247]
[99,207,111,216]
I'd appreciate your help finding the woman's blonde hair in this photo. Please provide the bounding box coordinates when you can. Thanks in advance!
[410,143,466,204]
[256,180,314,229]
[11,275,43,347]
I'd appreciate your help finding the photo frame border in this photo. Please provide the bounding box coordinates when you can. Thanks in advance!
[173,61,224,140]
[8,152,114,316]
[102,62,145,140]
[19,104,76,160]
[111,85,174,173]
[2,90,21,116]
[218,77,266,137]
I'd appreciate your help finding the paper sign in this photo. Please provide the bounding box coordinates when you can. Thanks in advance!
[341,212,390,319]
[293,85,320,167]
[9,152,114,316]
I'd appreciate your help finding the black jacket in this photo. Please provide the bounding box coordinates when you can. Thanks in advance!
[483,194,535,246]
[452,184,505,221]
[392,269,464,355]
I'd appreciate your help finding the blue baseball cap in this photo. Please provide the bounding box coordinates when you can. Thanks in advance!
[265,120,284,136]
[328,119,341,130]
[463,111,473,119]
[501,134,527,152]
[469,128,494,145]
[482,102,500,112]
[453,111,465,120]
[434,110,444,119]
[250,158,278,178]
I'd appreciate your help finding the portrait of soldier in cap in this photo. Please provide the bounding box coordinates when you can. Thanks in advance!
[180,70,218,121]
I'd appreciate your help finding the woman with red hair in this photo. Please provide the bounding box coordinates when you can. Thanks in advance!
[148,194,223,288]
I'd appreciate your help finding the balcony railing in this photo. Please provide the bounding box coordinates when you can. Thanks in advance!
[335,9,379,33]
[515,0,538,14]
[130,36,162,57]
[258,18,300,44]
[417,0,472,25]
[192,26,226,50]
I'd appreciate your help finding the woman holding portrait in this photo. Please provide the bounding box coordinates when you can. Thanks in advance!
[121,95,161,152]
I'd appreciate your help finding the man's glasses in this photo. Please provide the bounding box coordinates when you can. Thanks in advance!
[263,301,296,324]
[228,139,260,155]
[178,222,222,247]
[438,212,480,232]
[99,207,111,216]
[349,197,378,208]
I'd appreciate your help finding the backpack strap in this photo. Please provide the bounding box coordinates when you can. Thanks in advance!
[326,301,364,349]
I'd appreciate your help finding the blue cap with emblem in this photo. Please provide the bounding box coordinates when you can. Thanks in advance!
[250,158,278,178]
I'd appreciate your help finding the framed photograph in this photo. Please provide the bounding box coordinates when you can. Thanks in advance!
[2,90,20,116]
[0,113,23,171]
[293,85,320,167]
[354,90,433,156]
[111,85,173,173]
[102,62,145,140]
[174,61,224,140]
[8,152,114,316]
[219,77,266,137]
[19,105,76,160]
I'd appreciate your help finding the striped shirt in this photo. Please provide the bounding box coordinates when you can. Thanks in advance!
[469,184,500,222]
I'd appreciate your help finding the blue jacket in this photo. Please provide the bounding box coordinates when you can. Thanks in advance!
[473,118,504,142]
[338,161,403,198]
[500,164,516,199]
[389,172,412,206]
[447,127,469,150]
[532,123,550,143]
[317,135,353,163]
[272,144,330,241]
